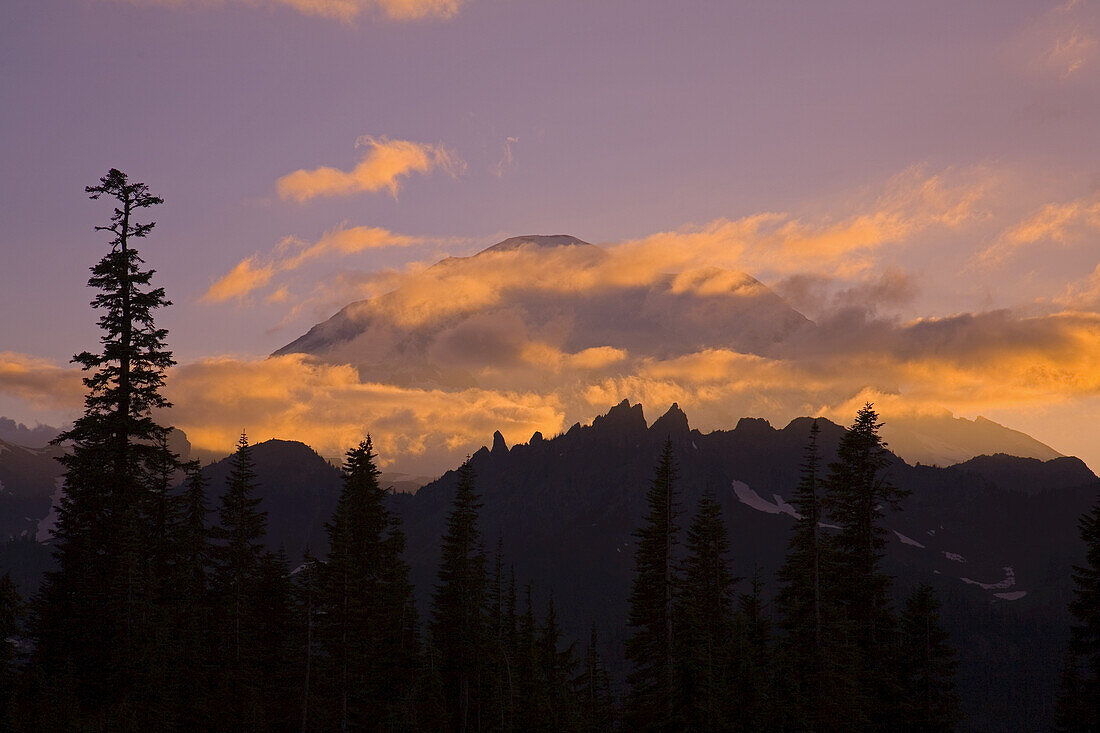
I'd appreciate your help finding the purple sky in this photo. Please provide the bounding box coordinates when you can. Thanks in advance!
[2,0,1099,471]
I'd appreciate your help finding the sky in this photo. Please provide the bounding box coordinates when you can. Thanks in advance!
[2,0,1099,473]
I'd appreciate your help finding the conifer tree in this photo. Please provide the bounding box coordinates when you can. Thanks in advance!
[823,402,908,721]
[538,596,580,730]
[172,463,213,728]
[31,168,178,723]
[576,626,615,733]
[625,439,680,731]
[316,437,419,731]
[1055,493,1100,730]
[674,490,736,732]
[209,432,269,729]
[897,584,961,731]
[734,570,775,730]
[430,461,489,732]
[0,573,21,728]
[775,420,860,729]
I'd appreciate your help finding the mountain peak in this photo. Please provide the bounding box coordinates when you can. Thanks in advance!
[592,399,647,435]
[650,402,690,437]
[481,234,592,254]
[491,430,508,454]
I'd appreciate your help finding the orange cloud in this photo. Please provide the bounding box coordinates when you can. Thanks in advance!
[120,0,464,23]
[203,226,423,302]
[981,194,1100,265]
[0,352,84,410]
[167,354,563,467]
[277,136,462,202]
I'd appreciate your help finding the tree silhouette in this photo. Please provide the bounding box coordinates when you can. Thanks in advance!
[625,439,681,730]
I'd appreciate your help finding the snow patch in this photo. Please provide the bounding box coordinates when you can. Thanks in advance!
[731,481,799,518]
[943,551,966,563]
[818,522,841,530]
[994,591,1027,601]
[961,566,1016,591]
[893,531,925,548]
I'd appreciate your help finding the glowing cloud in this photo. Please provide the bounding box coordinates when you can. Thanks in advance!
[119,0,465,23]
[277,136,462,202]
[203,226,423,302]
[981,195,1100,265]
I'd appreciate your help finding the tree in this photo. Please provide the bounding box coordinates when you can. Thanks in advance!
[31,168,178,725]
[823,402,908,722]
[576,626,615,732]
[0,573,21,728]
[674,490,736,732]
[430,461,489,732]
[775,420,859,729]
[898,584,961,731]
[625,439,681,731]
[1055,492,1100,730]
[316,437,419,731]
[171,463,213,728]
[734,569,775,731]
[209,432,269,729]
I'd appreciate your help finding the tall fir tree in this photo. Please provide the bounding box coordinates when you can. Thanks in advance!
[575,626,616,733]
[775,420,860,730]
[537,596,580,731]
[316,437,419,731]
[1055,492,1100,730]
[674,490,737,732]
[209,432,270,730]
[734,569,775,731]
[625,439,681,731]
[430,461,489,732]
[897,584,961,731]
[30,169,179,726]
[171,463,213,728]
[823,402,908,723]
[0,573,21,729]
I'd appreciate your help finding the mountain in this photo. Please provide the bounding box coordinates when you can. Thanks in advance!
[383,402,1096,731]
[0,402,1094,728]
[882,411,1063,467]
[274,234,811,389]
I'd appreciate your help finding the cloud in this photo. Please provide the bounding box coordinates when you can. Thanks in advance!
[0,352,84,410]
[1057,263,1100,310]
[203,226,424,302]
[302,166,983,329]
[1017,0,1100,79]
[979,194,1100,265]
[492,136,518,178]
[277,136,462,202]
[121,0,465,23]
[167,354,563,468]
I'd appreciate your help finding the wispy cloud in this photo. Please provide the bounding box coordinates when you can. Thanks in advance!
[277,136,463,202]
[121,0,465,23]
[979,194,1100,266]
[203,226,425,303]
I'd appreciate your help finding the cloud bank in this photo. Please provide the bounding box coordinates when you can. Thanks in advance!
[121,0,465,23]
[277,136,462,202]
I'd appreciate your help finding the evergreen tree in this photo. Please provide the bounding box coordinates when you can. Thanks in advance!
[30,168,178,725]
[576,626,615,733]
[897,584,961,731]
[537,596,580,730]
[171,463,213,728]
[0,573,21,729]
[823,402,908,722]
[209,432,269,730]
[734,570,775,731]
[430,461,489,732]
[625,439,680,731]
[775,420,860,729]
[1055,492,1100,730]
[674,490,736,732]
[316,437,419,731]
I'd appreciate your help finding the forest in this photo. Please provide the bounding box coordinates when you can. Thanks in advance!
[0,170,1097,732]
